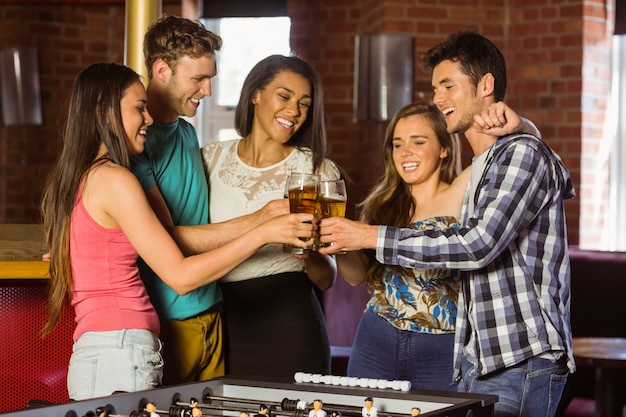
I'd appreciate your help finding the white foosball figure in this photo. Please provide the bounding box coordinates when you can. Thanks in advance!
[361,397,377,417]
[308,399,327,417]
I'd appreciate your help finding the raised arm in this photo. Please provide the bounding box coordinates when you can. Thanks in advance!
[473,101,542,139]
[317,217,380,255]
[144,184,289,255]
[106,168,313,295]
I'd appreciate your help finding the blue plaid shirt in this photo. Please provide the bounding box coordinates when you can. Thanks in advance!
[376,133,576,381]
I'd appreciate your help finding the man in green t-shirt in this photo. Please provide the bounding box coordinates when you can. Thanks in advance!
[131,15,287,385]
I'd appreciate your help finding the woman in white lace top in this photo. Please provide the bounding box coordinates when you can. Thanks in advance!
[202,54,339,381]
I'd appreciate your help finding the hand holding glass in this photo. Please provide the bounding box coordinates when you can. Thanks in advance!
[319,179,347,252]
[283,173,320,254]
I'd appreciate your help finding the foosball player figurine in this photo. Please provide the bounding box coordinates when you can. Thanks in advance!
[410,407,421,416]
[145,402,160,417]
[95,404,117,417]
[255,404,270,417]
[240,412,250,417]
[308,399,326,417]
[362,397,377,417]
[189,398,202,417]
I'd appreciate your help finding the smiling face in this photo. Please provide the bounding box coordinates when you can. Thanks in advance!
[431,59,482,135]
[251,70,312,144]
[392,114,448,189]
[121,80,153,155]
[165,54,217,118]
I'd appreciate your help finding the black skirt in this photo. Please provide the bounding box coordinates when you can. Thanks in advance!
[220,271,331,382]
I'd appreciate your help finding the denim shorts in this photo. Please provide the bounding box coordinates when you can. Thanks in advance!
[67,329,163,401]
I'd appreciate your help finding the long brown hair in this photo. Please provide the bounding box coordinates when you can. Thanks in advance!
[40,63,142,336]
[358,101,461,290]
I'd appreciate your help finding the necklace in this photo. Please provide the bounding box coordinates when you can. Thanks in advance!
[92,154,111,166]
[473,144,496,207]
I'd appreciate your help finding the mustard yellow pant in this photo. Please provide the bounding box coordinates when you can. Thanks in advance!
[160,309,224,385]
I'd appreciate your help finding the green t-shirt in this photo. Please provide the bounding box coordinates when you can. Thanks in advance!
[131,119,222,321]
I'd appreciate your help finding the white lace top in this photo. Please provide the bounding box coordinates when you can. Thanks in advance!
[202,139,340,283]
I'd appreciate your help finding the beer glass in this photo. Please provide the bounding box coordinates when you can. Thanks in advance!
[283,173,320,254]
[319,179,347,252]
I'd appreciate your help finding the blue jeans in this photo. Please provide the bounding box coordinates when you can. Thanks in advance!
[347,310,455,391]
[67,329,163,400]
[458,353,569,417]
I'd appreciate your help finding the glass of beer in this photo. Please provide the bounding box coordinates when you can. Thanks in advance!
[283,173,320,254]
[319,179,347,253]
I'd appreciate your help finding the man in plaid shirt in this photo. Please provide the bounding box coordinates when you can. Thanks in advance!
[320,31,575,417]
[421,32,575,417]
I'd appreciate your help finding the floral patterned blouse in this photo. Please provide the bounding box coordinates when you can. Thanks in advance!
[367,216,461,334]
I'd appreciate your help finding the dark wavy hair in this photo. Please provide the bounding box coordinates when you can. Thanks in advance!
[40,63,142,336]
[234,54,327,172]
[423,30,507,102]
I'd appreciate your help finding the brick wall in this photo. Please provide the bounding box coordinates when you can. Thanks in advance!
[0,4,123,222]
[0,0,618,247]
[0,1,180,223]
[288,0,617,247]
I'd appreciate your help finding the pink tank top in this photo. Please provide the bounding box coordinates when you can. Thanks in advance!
[70,183,160,341]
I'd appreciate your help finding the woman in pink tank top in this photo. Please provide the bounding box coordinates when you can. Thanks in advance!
[40,63,317,401]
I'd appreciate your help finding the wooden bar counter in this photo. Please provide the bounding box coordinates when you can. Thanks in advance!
[0,223,49,279]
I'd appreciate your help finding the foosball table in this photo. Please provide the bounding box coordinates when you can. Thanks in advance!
[0,376,497,417]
